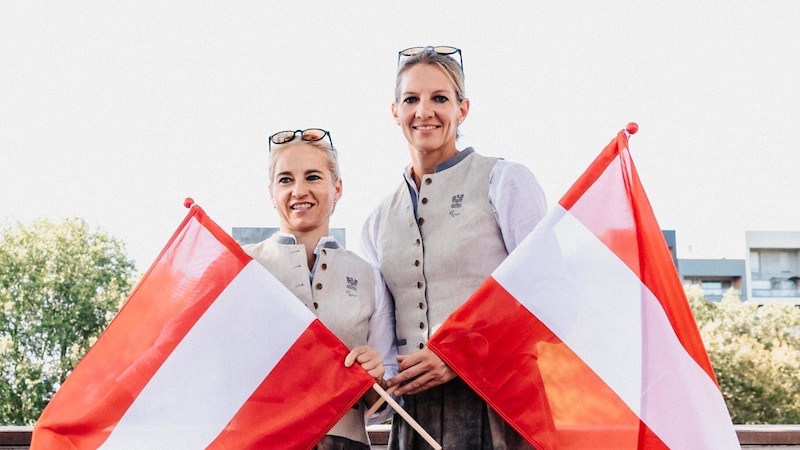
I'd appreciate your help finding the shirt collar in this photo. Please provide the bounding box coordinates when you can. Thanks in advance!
[402,147,475,192]
[271,231,339,250]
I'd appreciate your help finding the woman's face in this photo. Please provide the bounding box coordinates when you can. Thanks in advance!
[392,63,469,158]
[269,143,341,237]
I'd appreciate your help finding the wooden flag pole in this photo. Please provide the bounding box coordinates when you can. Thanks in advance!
[369,383,442,450]
[363,384,397,419]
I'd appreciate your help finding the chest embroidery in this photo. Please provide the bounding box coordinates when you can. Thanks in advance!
[451,193,464,208]
[346,276,358,295]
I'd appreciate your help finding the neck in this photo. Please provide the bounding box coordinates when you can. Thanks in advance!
[409,145,457,189]
[289,228,329,270]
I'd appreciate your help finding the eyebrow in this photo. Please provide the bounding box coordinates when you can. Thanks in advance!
[403,88,453,96]
[275,169,325,178]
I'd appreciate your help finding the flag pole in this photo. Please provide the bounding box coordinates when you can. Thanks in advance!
[369,383,442,450]
[363,384,397,418]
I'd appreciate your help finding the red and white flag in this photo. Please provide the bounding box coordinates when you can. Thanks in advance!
[427,128,738,449]
[31,204,375,449]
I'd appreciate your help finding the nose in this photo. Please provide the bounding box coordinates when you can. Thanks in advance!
[292,180,309,197]
[415,99,434,119]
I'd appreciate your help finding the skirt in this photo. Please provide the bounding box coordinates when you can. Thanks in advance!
[315,435,370,450]
[387,378,534,450]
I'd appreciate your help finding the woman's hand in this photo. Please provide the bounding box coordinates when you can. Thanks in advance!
[346,346,388,410]
[345,346,385,383]
[387,347,456,396]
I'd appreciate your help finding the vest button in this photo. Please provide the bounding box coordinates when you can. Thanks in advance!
[321,263,327,270]
[421,197,428,205]
[414,260,420,267]
[313,302,319,310]
[419,322,425,329]
[419,343,425,349]
[315,283,323,290]
[424,178,432,185]
[415,238,421,246]
[417,217,425,226]
[419,302,424,309]
[416,281,423,289]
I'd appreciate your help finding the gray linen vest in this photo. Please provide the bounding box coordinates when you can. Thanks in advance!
[376,150,508,355]
[242,234,376,445]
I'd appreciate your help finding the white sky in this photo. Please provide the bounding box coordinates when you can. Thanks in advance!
[2,1,799,272]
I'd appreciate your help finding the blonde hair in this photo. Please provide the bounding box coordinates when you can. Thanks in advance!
[395,48,466,103]
[268,140,340,186]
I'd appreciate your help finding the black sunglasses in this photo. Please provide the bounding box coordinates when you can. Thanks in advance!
[398,46,463,73]
[268,128,335,153]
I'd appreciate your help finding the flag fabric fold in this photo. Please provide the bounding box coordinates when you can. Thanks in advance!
[427,129,738,449]
[31,205,375,450]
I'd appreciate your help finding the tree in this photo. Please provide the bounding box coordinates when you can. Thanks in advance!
[0,218,137,425]
[687,286,800,423]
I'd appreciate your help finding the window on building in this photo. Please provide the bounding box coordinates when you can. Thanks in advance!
[750,250,761,274]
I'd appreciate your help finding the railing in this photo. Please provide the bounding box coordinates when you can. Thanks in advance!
[701,288,742,299]
[752,288,800,298]
[4,424,800,448]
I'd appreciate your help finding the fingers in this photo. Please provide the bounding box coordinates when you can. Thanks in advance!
[387,354,417,387]
[345,346,385,380]
[344,348,361,367]
[388,348,457,395]
[397,347,437,372]
[345,346,374,367]
[395,365,457,396]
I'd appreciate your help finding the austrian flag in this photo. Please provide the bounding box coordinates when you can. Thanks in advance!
[31,204,375,449]
[427,126,739,449]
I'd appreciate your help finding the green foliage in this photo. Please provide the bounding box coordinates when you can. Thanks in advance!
[687,286,800,424]
[0,218,136,425]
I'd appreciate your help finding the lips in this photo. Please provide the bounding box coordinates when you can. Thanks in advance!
[291,202,313,211]
[413,124,440,131]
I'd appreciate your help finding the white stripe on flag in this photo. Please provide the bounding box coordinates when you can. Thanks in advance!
[100,261,313,449]
[494,206,735,449]
[496,207,644,413]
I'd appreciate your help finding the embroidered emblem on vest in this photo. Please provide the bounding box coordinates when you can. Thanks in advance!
[451,193,464,208]
[449,193,464,217]
[346,276,358,293]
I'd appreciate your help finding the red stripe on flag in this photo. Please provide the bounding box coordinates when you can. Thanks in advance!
[209,320,375,449]
[33,205,377,449]
[428,277,666,450]
[560,131,716,383]
[429,128,736,448]
[32,207,252,448]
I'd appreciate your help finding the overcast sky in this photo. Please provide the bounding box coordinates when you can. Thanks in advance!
[2,1,798,272]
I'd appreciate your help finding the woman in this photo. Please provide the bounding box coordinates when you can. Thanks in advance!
[361,47,548,449]
[243,128,396,450]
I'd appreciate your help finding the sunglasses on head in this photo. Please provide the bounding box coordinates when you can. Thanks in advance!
[268,128,335,154]
[398,45,463,72]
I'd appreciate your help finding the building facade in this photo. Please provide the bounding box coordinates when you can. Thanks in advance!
[664,230,800,304]
[746,231,800,304]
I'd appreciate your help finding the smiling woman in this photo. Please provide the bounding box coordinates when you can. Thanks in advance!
[240,128,398,449]
[268,137,341,263]
[361,46,549,449]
